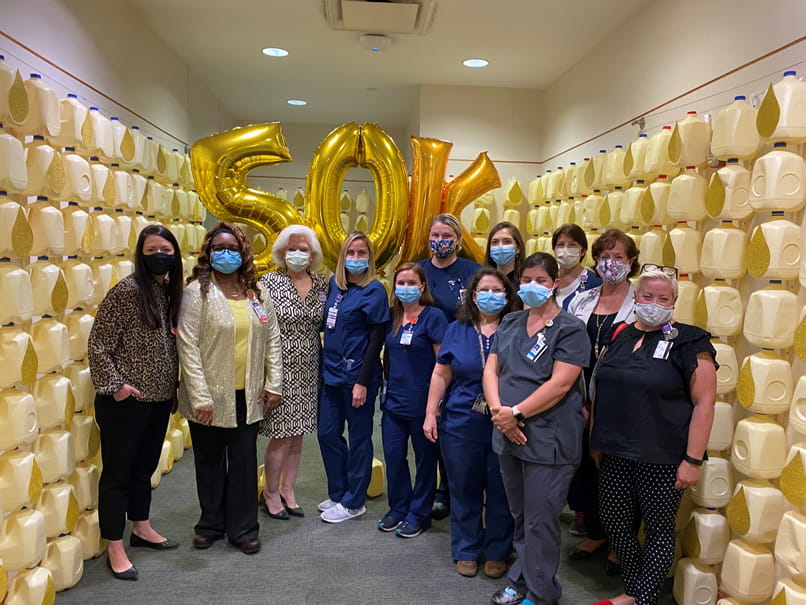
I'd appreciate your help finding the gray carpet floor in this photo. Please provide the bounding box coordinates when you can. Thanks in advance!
[57,428,674,604]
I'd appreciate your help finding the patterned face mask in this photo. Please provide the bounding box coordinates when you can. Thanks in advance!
[596,258,630,284]
[430,239,456,259]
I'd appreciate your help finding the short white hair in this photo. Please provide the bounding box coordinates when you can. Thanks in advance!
[271,225,323,271]
[636,269,678,299]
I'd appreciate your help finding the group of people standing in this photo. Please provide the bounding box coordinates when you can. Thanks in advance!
[87,211,716,605]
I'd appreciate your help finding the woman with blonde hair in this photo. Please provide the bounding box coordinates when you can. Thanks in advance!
[318,231,390,523]
[259,225,328,519]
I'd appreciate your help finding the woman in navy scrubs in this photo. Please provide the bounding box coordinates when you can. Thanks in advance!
[424,267,516,579]
[380,262,448,538]
[318,231,390,523]
[483,221,526,288]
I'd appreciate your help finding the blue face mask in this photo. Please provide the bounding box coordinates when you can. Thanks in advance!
[210,249,242,274]
[518,282,553,308]
[345,257,369,275]
[475,291,507,314]
[490,245,516,267]
[395,285,421,304]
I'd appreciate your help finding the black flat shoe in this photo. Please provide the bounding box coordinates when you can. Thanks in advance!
[106,556,138,581]
[281,496,304,518]
[130,533,179,550]
[568,541,607,561]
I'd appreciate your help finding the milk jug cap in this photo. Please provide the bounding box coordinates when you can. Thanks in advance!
[66,255,77,259]
[772,210,785,216]
[770,279,782,284]
[30,73,42,79]
[615,145,623,149]
[113,209,123,213]
[37,256,48,261]
[110,117,119,121]
[584,157,591,161]
[110,163,119,167]
[569,162,576,166]
[67,93,77,99]
[172,148,179,152]
[36,196,48,201]
[0,258,10,262]
[0,191,7,195]
[67,201,77,207]
[132,169,140,173]
[638,179,647,184]
[131,126,139,130]
[615,186,623,190]
[727,158,739,163]
[686,166,696,170]
[64,146,75,152]
[662,126,672,130]
[734,95,746,100]
[89,156,99,161]
[599,149,606,153]
[89,107,99,111]
[784,70,797,77]
[556,166,563,170]
[93,207,103,212]
[33,135,44,141]
[687,111,697,115]
[639,134,647,138]
[773,141,787,148]
[147,136,153,141]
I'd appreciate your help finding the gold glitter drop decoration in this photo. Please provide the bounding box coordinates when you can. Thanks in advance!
[747,225,771,278]
[779,445,806,507]
[726,484,751,536]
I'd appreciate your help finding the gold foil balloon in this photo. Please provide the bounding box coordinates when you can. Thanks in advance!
[306,122,408,270]
[190,123,300,274]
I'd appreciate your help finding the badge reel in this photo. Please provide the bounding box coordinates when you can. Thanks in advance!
[472,394,489,414]
[247,290,268,323]
[326,294,343,330]
[399,329,413,346]
[526,322,552,362]
[653,321,677,360]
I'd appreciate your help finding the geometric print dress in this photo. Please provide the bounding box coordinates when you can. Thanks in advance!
[258,269,329,438]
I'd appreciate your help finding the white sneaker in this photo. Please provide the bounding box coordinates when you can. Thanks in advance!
[317,498,339,512]
[320,503,366,523]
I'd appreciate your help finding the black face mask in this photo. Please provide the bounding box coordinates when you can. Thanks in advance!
[143,252,175,276]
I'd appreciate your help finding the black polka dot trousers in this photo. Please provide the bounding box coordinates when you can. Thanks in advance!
[598,454,683,605]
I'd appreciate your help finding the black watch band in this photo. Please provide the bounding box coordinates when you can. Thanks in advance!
[512,406,525,422]
[683,454,703,466]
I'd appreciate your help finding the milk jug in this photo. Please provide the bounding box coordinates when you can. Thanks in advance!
[24,136,61,198]
[639,226,673,267]
[68,462,98,510]
[73,508,105,559]
[0,388,37,450]
[573,159,592,197]
[774,510,806,581]
[31,316,69,373]
[689,455,732,508]
[695,281,743,337]
[141,135,158,175]
[62,147,92,203]
[28,197,64,257]
[187,190,202,221]
[681,509,729,564]
[605,145,630,188]
[61,202,89,256]
[746,216,801,280]
[155,145,170,183]
[0,55,28,127]
[644,126,680,178]
[172,184,189,219]
[669,222,701,274]
[28,258,68,316]
[647,175,673,225]
[85,207,115,256]
[672,558,717,605]
[0,509,47,572]
[770,579,806,605]
[109,163,134,208]
[726,479,787,544]
[0,194,33,257]
[129,125,146,171]
[15,73,59,138]
[34,428,75,484]
[668,166,707,222]
[168,427,185,461]
[670,111,711,167]
[0,448,43,509]
[0,325,38,388]
[708,400,733,451]
[700,223,746,280]
[111,255,133,282]
[561,164,576,199]
[757,70,806,143]
[166,148,182,184]
[0,259,34,324]
[586,150,608,191]
[620,180,649,227]
[673,276,699,325]
[712,341,738,395]
[32,372,75,430]
[65,310,93,361]
[526,206,544,236]
[583,190,605,229]
[743,283,797,349]
[720,539,775,603]
[90,257,115,304]
[145,177,165,215]
[625,133,650,180]
[64,361,93,413]
[749,142,805,212]
[60,257,94,308]
[5,567,56,605]
[790,374,806,436]
[41,534,83,591]
[81,106,113,160]
[70,413,100,463]
[780,443,806,508]
[736,350,792,414]
[731,415,787,479]
[130,169,147,210]
[50,93,87,150]
[706,159,753,220]
[712,96,760,160]
[37,482,79,538]
[0,125,27,192]
[180,154,194,188]
[109,117,135,165]
[111,209,131,253]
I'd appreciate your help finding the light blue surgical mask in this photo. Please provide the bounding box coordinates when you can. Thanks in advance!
[210,249,242,274]
[395,285,421,304]
[518,282,553,308]
[345,257,369,275]
[490,244,516,267]
[475,291,507,314]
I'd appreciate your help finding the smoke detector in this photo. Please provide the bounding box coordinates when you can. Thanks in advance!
[359,33,392,52]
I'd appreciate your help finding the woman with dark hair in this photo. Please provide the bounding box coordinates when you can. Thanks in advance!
[88,223,184,580]
[552,223,602,309]
[177,222,283,555]
[484,221,526,288]
[423,267,516,579]
[379,262,448,538]
[565,228,638,573]
[484,252,591,605]
[318,231,390,523]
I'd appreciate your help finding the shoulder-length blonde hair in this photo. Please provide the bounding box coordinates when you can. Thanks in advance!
[334,231,377,290]
[271,224,324,271]
[390,262,435,336]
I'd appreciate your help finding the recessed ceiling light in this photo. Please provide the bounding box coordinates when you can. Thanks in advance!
[287,99,307,106]
[262,47,289,57]
[463,58,489,68]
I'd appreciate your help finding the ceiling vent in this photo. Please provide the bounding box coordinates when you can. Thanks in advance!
[324,0,436,35]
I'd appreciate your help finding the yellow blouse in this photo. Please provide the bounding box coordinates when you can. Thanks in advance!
[227,298,249,390]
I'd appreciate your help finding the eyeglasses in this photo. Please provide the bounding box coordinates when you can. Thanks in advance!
[211,244,241,253]
[641,263,678,278]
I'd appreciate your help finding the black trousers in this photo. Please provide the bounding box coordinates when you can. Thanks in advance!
[188,391,259,544]
[95,394,172,541]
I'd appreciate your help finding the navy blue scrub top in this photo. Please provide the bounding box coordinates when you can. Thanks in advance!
[384,305,448,419]
[418,257,480,322]
[322,276,390,388]
[436,320,495,444]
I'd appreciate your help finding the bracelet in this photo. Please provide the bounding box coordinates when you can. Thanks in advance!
[683,454,703,466]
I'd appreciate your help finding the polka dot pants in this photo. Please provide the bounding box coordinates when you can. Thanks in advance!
[598,454,683,605]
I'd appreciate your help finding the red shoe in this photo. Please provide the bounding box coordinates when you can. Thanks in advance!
[591,601,614,605]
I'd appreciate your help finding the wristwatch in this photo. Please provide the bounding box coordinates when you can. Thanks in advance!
[512,405,525,422]
[683,454,703,466]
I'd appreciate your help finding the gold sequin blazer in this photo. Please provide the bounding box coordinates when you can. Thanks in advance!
[177,279,283,428]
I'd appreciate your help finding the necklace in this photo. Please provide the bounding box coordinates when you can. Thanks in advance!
[594,312,610,357]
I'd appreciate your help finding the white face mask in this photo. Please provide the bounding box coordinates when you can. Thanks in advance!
[554,247,581,269]
[285,250,311,271]
[634,302,674,327]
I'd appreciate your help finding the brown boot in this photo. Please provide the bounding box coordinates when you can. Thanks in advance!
[456,560,478,577]
[484,560,508,578]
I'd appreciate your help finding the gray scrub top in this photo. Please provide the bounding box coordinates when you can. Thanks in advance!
[490,309,590,465]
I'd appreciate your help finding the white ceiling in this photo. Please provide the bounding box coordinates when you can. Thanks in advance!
[128,0,651,128]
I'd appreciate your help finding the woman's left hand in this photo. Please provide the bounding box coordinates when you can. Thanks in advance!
[491,406,527,445]
[261,391,281,414]
[352,383,367,408]
[675,460,700,489]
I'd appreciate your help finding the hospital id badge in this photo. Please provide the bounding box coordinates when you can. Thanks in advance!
[326,306,338,330]
[527,334,547,362]
[400,329,413,346]
[653,340,672,360]
[472,394,488,414]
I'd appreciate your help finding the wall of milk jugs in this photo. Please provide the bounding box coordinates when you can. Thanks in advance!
[468,71,806,605]
[0,58,197,601]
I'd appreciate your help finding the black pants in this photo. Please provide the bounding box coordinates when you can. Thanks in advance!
[95,394,172,541]
[189,391,259,544]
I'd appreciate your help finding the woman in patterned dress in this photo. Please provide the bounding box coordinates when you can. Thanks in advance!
[259,225,328,519]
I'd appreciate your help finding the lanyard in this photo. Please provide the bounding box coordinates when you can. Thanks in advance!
[576,270,588,293]
[477,329,491,371]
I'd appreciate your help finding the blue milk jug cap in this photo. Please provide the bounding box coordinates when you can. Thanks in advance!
[773,142,787,148]
[727,158,739,163]
[734,95,746,100]
[784,70,797,77]
[67,93,77,98]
